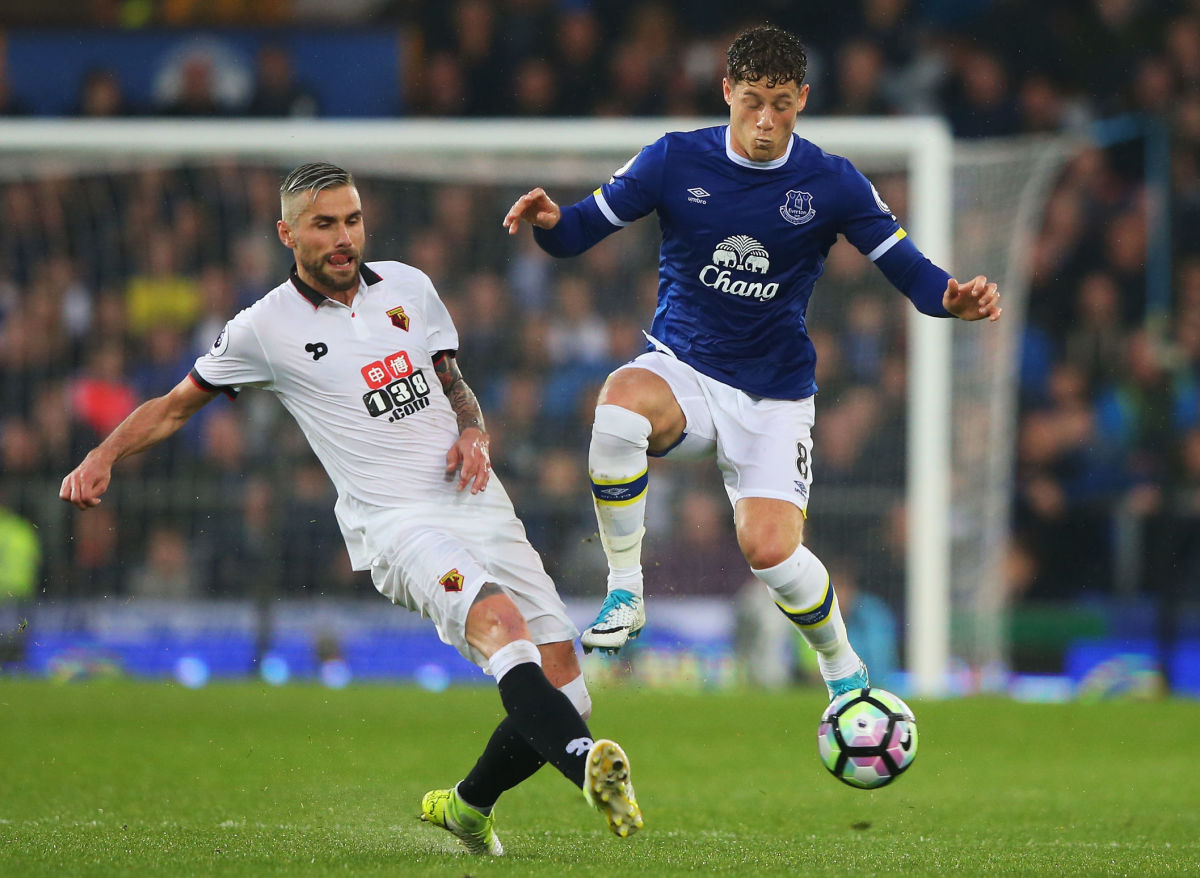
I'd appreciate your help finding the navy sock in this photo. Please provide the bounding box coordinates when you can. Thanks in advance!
[495,662,591,789]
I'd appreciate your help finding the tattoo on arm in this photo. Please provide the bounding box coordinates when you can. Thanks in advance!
[433,353,486,433]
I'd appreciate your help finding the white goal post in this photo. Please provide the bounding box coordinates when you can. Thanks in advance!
[0,117,1062,697]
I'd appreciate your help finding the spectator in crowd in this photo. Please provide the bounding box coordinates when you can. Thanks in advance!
[69,342,138,441]
[942,45,1021,137]
[74,67,136,117]
[644,488,746,597]
[196,474,273,598]
[124,231,202,337]
[126,524,199,599]
[411,50,470,116]
[550,7,607,115]
[0,55,31,116]
[0,497,40,665]
[518,447,596,588]
[156,53,228,117]
[70,504,121,597]
[277,461,344,595]
[1064,271,1126,391]
[245,44,318,117]
[510,56,559,117]
[827,39,892,117]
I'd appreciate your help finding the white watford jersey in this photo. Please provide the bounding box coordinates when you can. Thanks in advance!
[191,261,463,510]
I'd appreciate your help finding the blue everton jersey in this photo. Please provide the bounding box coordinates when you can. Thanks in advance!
[592,125,906,399]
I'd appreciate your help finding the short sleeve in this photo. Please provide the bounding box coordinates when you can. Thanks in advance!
[191,310,272,393]
[592,136,668,227]
[420,274,460,355]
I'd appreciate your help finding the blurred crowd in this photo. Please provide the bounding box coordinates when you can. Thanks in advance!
[1,0,1199,650]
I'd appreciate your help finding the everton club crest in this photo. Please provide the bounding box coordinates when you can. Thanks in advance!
[779,189,816,225]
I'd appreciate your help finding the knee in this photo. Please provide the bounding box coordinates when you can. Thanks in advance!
[466,587,531,657]
[736,502,805,570]
[742,541,794,571]
[591,403,652,449]
[738,527,802,570]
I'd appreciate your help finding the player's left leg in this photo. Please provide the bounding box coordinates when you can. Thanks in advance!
[737,498,867,699]
[704,389,866,699]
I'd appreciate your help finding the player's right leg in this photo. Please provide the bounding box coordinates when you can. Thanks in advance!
[464,588,642,835]
[367,508,640,843]
[583,364,686,653]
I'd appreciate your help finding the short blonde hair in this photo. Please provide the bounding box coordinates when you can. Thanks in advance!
[279,161,355,225]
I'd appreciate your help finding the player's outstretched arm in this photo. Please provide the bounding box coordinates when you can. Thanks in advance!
[433,353,492,494]
[59,376,216,510]
[502,187,562,235]
[943,275,1002,322]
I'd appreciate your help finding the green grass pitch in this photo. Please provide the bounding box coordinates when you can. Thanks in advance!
[2,679,1198,876]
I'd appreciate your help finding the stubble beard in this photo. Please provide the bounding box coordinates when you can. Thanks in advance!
[302,250,360,294]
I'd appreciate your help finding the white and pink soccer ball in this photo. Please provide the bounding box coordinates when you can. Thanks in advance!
[818,687,918,789]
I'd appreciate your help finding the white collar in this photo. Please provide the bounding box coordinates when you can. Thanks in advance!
[724,126,794,170]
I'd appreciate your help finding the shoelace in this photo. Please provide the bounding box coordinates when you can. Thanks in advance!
[598,589,639,613]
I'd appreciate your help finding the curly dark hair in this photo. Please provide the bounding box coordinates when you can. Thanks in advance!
[726,23,808,88]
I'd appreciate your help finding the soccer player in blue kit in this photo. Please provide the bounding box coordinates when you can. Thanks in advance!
[504,24,1002,699]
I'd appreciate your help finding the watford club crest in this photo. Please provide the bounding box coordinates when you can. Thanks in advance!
[439,569,465,592]
[387,305,410,331]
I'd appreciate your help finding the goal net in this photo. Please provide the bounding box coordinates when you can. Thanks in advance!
[0,119,1072,695]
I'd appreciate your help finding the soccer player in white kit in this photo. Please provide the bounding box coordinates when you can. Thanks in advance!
[504,24,1003,700]
[60,162,642,855]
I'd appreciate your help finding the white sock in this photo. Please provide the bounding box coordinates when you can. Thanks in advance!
[751,544,861,681]
[487,638,542,682]
[589,404,652,597]
[558,674,592,721]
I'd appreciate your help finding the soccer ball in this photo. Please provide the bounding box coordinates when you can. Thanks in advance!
[818,687,918,789]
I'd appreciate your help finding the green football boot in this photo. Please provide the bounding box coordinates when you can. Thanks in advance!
[420,787,503,856]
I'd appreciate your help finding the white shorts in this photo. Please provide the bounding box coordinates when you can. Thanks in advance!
[334,480,578,673]
[618,351,816,512]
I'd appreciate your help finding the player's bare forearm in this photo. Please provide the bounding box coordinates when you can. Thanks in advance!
[60,377,214,509]
[434,354,486,434]
[435,353,492,493]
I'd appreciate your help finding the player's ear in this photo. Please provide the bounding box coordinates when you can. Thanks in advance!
[722,77,733,105]
[796,83,811,113]
[277,219,294,249]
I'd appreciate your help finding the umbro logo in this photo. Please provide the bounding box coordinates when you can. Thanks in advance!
[687,187,710,204]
